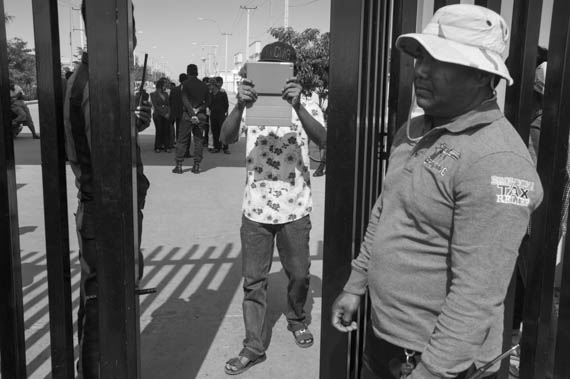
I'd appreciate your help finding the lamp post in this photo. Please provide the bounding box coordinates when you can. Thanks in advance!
[197,17,232,73]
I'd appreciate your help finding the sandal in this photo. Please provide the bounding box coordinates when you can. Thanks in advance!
[224,354,266,375]
[293,327,314,348]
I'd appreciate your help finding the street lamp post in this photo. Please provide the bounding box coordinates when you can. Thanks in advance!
[197,17,232,73]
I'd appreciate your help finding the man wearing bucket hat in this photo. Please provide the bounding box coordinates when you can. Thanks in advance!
[332,4,543,378]
[220,41,326,375]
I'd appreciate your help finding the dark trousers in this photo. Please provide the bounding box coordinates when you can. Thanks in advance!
[75,201,144,378]
[211,112,228,151]
[174,116,190,154]
[361,326,498,379]
[175,116,204,163]
[203,115,210,147]
[239,215,312,359]
[153,114,171,150]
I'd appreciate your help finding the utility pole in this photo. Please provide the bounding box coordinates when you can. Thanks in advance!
[284,0,289,28]
[240,5,257,63]
[222,32,232,72]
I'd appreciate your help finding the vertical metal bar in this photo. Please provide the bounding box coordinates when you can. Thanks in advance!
[387,0,417,149]
[504,0,543,144]
[31,0,75,377]
[550,0,570,377]
[501,3,543,378]
[320,0,364,378]
[433,0,459,12]
[84,0,139,377]
[0,0,27,377]
[520,0,569,376]
[474,0,502,13]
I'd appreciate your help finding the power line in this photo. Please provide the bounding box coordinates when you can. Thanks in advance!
[290,0,321,7]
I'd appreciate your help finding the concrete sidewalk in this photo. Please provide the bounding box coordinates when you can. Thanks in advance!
[15,104,325,379]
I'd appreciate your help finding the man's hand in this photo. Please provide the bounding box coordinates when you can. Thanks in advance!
[331,291,361,332]
[282,77,302,110]
[135,100,152,132]
[236,79,257,108]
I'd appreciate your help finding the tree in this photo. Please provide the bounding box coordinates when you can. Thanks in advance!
[7,37,36,91]
[268,27,330,117]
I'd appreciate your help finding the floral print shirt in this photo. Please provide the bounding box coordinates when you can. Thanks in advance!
[241,100,325,224]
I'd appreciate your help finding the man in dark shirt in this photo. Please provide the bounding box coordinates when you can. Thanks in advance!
[209,76,230,154]
[172,64,211,174]
[169,73,191,157]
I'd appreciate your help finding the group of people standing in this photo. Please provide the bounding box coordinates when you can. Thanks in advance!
[150,65,230,174]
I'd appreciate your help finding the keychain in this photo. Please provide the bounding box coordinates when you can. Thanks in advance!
[400,349,416,379]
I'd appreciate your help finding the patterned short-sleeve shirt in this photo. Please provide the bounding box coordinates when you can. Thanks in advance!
[241,100,325,224]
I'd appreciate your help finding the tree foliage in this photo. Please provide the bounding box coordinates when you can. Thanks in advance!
[7,37,36,90]
[268,27,330,115]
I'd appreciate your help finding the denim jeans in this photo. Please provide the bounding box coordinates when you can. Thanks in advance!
[239,215,312,359]
[361,325,498,379]
[75,201,144,379]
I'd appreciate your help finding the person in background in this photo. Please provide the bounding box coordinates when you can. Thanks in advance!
[170,73,191,157]
[209,76,230,154]
[172,64,210,174]
[150,77,172,153]
[10,82,40,139]
[331,5,543,378]
[202,76,212,150]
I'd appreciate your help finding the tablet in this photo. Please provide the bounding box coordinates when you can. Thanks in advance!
[245,61,294,126]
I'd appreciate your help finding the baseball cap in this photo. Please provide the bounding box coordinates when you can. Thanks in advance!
[259,42,297,63]
[396,4,513,85]
[534,62,547,94]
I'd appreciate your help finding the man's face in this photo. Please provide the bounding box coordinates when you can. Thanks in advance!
[412,46,486,118]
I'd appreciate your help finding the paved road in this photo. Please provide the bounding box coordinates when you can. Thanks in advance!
[15,102,326,379]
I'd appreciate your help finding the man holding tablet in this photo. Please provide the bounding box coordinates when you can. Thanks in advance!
[220,41,327,375]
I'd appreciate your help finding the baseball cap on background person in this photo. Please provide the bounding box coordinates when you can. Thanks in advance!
[259,41,297,63]
[396,4,514,86]
[238,41,297,78]
[534,62,547,95]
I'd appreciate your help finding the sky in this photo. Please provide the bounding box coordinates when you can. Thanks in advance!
[5,0,331,79]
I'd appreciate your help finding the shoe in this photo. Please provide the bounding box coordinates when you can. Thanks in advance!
[224,354,266,375]
[172,164,183,174]
[210,148,221,153]
[33,135,40,139]
[155,149,161,153]
[164,148,171,153]
[223,150,231,155]
[191,163,200,174]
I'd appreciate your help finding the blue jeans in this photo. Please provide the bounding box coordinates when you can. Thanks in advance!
[239,215,312,359]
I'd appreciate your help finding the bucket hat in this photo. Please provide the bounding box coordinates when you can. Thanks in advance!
[534,62,547,94]
[396,4,513,85]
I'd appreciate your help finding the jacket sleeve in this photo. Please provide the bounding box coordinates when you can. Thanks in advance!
[412,152,543,379]
[343,194,383,295]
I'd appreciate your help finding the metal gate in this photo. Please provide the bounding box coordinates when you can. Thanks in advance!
[2,0,570,378]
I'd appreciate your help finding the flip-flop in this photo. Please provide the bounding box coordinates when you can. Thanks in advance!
[224,354,266,375]
[293,327,314,348]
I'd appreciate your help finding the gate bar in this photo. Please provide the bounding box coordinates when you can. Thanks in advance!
[521,0,570,375]
[84,0,140,377]
[31,0,75,377]
[320,0,364,378]
[474,0,502,13]
[550,0,570,376]
[0,0,27,377]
